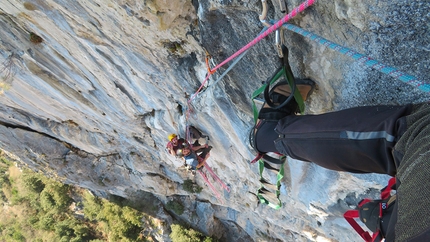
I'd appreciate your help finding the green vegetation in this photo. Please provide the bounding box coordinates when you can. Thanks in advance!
[183,179,203,194]
[169,224,216,242]
[83,192,144,241]
[166,200,184,215]
[0,154,217,242]
[0,155,157,242]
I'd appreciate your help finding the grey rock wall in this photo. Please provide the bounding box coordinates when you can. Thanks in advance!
[0,0,428,241]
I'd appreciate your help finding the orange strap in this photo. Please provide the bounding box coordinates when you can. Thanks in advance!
[205,55,216,75]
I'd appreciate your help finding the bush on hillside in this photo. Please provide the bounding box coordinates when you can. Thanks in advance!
[169,224,216,242]
[183,179,203,193]
[166,200,184,215]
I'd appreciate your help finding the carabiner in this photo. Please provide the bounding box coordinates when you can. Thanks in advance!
[276,0,287,13]
[275,29,284,58]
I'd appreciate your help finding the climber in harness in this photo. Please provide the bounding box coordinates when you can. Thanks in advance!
[166,126,209,157]
[182,144,212,175]
[250,40,429,241]
[253,85,430,241]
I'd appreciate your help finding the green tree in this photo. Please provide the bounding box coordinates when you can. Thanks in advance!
[37,212,55,230]
[0,155,157,242]
[83,192,144,241]
[183,179,203,193]
[40,182,71,212]
[169,224,216,242]
[23,174,45,193]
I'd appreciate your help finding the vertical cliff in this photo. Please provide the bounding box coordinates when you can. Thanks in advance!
[0,0,428,241]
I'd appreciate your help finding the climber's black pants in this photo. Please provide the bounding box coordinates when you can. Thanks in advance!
[270,105,413,176]
[254,103,430,241]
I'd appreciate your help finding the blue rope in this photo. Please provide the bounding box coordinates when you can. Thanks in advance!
[282,23,430,93]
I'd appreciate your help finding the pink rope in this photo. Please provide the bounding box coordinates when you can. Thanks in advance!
[204,163,231,192]
[198,169,223,204]
[185,0,315,123]
[210,0,315,73]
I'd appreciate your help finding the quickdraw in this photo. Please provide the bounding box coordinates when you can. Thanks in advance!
[205,50,216,75]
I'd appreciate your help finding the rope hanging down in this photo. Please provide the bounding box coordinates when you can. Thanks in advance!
[282,23,430,93]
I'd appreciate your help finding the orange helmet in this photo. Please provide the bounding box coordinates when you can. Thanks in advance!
[168,133,177,141]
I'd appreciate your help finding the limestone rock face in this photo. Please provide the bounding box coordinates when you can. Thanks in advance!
[0,0,428,241]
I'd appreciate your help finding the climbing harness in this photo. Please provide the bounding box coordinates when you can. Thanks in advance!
[249,43,307,209]
[344,177,397,242]
[280,23,430,93]
[247,1,314,209]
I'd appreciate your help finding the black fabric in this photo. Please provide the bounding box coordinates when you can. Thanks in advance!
[273,105,412,176]
[384,199,397,242]
[198,146,212,159]
[258,108,292,121]
[189,126,203,138]
[254,120,279,153]
[406,228,430,242]
[359,200,382,232]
